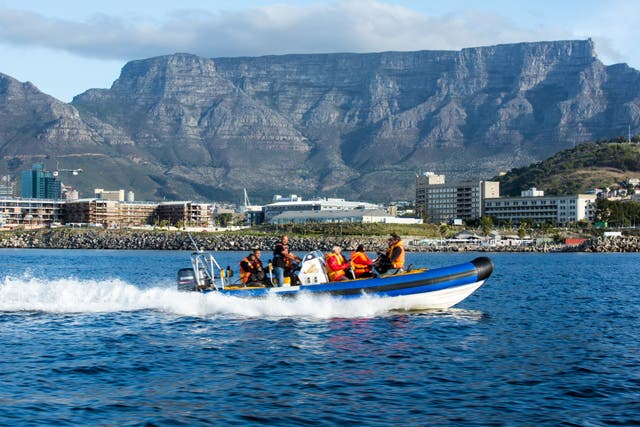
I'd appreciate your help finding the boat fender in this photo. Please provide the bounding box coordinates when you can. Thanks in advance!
[471,257,494,281]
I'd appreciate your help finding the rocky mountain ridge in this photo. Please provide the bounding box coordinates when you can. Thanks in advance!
[1,39,639,202]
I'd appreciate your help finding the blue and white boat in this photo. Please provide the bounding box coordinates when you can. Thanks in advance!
[177,249,493,310]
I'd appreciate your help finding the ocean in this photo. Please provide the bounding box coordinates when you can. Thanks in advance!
[1,249,639,426]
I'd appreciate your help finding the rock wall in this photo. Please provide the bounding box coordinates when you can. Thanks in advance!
[573,236,640,252]
[2,230,640,252]
[0,230,388,253]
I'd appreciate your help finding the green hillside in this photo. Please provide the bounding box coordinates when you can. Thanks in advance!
[494,139,640,196]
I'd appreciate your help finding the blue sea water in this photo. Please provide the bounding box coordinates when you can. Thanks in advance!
[1,249,639,426]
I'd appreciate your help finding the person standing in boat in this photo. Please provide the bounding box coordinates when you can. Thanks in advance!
[350,244,375,278]
[325,246,352,281]
[272,234,300,286]
[374,233,405,274]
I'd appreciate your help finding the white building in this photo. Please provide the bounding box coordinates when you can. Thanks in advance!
[483,188,597,225]
[268,209,422,225]
[263,196,381,223]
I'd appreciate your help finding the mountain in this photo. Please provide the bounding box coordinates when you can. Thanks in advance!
[494,139,640,196]
[1,39,640,203]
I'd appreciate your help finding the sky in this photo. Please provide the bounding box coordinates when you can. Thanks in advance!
[1,0,638,102]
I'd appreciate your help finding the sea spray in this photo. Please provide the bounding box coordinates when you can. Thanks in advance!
[0,275,407,319]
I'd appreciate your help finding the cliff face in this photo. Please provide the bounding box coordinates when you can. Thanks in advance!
[1,40,639,202]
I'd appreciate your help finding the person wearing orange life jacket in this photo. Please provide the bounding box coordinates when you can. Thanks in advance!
[239,253,258,284]
[350,244,375,278]
[325,246,352,281]
[239,250,266,285]
[374,233,405,274]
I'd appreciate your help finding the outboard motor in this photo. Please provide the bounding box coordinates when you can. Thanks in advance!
[177,268,197,291]
[298,251,329,285]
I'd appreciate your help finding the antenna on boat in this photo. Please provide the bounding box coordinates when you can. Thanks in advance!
[187,232,201,252]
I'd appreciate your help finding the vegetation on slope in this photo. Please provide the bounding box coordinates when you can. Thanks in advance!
[494,139,640,196]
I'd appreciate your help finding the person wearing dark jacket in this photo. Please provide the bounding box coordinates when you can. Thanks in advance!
[374,233,405,274]
[272,235,300,286]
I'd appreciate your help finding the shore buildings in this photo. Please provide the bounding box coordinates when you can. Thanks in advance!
[415,173,597,226]
[415,172,499,224]
[483,188,597,225]
[21,164,61,199]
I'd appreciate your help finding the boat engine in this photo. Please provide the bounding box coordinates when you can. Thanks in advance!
[297,251,329,285]
[177,268,197,291]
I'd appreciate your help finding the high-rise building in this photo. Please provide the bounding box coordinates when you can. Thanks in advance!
[21,164,61,199]
[415,172,499,224]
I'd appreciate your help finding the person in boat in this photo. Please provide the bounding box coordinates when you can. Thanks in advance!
[239,251,266,286]
[252,249,265,271]
[272,234,301,286]
[350,244,375,278]
[325,245,353,281]
[374,233,405,274]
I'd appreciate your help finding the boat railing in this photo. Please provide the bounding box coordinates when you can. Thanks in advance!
[191,251,230,291]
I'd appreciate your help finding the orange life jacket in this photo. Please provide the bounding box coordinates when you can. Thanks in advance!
[325,252,349,281]
[239,257,252,283]
[387,240,405,269]
[350,251,372,276]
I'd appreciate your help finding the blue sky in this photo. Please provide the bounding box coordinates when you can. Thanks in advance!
[1,0,638,102]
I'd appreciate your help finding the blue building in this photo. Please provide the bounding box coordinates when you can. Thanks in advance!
[21,164,61,199]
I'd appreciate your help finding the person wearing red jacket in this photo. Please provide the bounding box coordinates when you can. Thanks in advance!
[325,246,352,281]
[350,244,374,278]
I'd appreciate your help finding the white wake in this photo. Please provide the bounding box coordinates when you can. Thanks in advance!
[0,275,405,319]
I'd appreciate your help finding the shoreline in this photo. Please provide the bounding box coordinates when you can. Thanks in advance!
[0,229,638,253]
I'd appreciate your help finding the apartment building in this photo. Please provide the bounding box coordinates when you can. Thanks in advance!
[415,172,500,224]
[0,197,63,228]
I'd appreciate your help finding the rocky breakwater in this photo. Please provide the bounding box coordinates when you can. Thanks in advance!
[0,229,388,253]
[573,236,640,252]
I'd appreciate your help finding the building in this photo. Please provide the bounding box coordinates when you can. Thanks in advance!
[268,209,422,225]
[21,164,61,199]
[415,172,500,224]
[483,188,597,225]
[263,196,381,223]
[0,197,63,228]
[95,188,126,202]
[117,201,157,227]
[156,201,213,227]
[63,199,119,226]
[63,199,213,228]
[0,175,15,197]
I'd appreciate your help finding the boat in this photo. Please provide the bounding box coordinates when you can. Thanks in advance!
[177,249,494,310]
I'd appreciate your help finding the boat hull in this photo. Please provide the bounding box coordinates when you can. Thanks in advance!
[207,256,493,310]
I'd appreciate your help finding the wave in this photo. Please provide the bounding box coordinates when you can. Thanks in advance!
[0,275,403,319]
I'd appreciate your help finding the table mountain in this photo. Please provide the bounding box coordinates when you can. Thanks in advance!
[2,39,639,202]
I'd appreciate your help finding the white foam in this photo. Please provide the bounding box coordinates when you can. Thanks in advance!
[0,275,400,319]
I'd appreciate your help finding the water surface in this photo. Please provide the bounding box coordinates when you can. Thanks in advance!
[1,250,638,426]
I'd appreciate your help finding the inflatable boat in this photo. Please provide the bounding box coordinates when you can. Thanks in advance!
[177,250,493,310]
